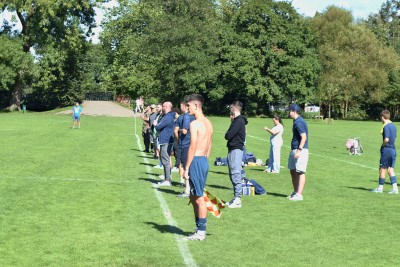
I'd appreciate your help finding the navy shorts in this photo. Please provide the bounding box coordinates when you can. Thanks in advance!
[73,115,80,121]
[189,156,209,197]
[180,147,189,169]
[380,147,396,168]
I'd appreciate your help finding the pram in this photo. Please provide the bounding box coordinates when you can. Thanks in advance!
[345,138,364,155]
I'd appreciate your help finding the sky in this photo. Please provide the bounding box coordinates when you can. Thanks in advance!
[0,0,389,44]
[290,0,386,19]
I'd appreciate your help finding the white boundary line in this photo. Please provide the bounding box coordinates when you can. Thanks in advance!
[215,130,377,171]
[135,134,198,267]
[245,134,378,171]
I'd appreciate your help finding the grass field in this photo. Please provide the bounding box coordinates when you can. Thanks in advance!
[1,111,399,266]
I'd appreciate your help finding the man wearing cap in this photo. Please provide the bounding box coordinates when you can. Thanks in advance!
[287,104,309,201]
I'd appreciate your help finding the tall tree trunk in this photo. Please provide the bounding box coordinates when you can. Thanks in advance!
[328,103,331,119]
[9,72,22,111]
[7,10,30,111]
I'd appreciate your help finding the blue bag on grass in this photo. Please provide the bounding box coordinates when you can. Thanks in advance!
[244,178,267,195]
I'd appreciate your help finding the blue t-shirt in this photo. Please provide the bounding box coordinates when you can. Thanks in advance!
[177,113,195,148]
[383,123,397,148]
[291,116,308,149]
[73,106,82,116]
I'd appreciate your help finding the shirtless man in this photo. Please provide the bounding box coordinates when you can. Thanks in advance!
[183,94,213,241]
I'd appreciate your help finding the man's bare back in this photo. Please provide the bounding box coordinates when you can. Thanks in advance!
[192,116,213,158]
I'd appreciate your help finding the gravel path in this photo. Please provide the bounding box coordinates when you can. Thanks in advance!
[57,101,137,117]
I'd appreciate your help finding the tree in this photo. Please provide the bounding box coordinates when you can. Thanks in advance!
[216,0,320,114]
[0,0,101,110]
[312,6,399,119]
[0,35,33,106]
[101,0,220,104]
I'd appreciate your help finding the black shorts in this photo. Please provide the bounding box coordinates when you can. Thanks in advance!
[181,147,189,169]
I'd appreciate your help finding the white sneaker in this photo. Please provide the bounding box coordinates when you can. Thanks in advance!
[388,189,399,194]
[171,167,179,172]
[159,175,165,179]
[371,188,383,193]
[286,192,296,199]
[158,180,171,186]
[183,231,206,241]
[289,193,303,201]
[225,197,242,208]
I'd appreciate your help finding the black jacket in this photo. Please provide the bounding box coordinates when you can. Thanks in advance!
[225,115,248,150]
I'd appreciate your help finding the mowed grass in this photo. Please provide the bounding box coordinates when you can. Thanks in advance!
[1,111,399,266]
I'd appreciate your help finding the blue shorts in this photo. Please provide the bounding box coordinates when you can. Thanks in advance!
[73,115,80,121]
[380,147,396,168]
[180,147,189,169]
[189,156,209,197]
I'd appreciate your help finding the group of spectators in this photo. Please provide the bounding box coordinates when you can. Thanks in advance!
[138,97,400,241]
[139,98,311,240]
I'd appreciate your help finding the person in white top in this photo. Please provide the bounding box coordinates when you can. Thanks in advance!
[264,115,284,173]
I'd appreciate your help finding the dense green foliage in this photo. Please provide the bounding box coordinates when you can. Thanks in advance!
[2,0,400,117]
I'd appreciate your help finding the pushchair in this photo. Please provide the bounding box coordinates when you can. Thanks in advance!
[345,138,364,155]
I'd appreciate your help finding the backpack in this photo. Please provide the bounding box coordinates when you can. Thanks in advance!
[245,153,256,163]
[214,157,228,166]
[244,178,267,195]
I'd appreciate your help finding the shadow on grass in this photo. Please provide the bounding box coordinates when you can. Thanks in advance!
[138,177,158,184]
[207,184,231,190]
[139,162,155,167]
[346,186,372,191]
[209,170,228,175]
[267,192,287,198]
[145,222,191,236]
[157,187,178,195]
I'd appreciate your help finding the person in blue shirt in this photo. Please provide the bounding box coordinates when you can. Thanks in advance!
[175,100,195,197]
[155,101,176,186]
[72,102,82,129]
[287,104,308,201]
[371,110,398,194]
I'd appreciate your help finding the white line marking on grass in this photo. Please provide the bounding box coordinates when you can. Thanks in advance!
[216,131,377,171]
[135,134,198,267]
[245,134,378,171]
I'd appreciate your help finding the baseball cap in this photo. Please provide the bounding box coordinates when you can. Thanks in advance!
[288,104,301,113]
[151,104,156,109]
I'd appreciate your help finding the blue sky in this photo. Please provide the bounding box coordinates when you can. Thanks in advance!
[290,0,386,19]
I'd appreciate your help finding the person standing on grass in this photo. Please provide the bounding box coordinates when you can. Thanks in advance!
[175,100,195,198]
[155,102,176,186]
[152,104,163,161]
[371,110,398,194]
[140,104,152,153]
[72,102,82,129]
[264,114,284,173]
[225,101,247,208]
[287,104,308,201]
[183,94,213,241]
[148,104,157,153]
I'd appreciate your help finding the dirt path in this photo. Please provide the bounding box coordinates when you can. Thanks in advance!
[57,101,138,117]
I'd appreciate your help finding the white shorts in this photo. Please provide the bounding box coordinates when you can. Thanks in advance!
[288,149,309,173]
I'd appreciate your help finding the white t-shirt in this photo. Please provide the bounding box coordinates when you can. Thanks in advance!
[270,124,283,145]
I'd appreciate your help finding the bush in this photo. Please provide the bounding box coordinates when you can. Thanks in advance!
[346,108,368,120]
[302,112,320,119]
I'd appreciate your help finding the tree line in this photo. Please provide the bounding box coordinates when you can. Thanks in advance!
[1,0,400,119]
